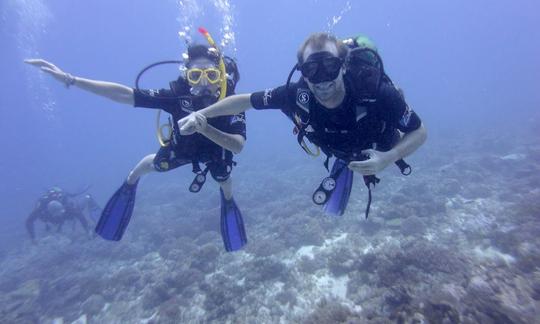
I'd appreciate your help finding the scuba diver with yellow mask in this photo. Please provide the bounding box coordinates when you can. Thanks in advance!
[25,29,248,252]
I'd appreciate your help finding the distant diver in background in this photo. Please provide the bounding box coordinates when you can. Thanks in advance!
[179,33,427,219]
[25,30,248,252]
[26,187,101,243]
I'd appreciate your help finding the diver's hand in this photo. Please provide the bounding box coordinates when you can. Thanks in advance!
[178,112,207,135]
[348,149,396,176]
[24,59,76,88]
[192,112,208,134]
[178,114,197,135]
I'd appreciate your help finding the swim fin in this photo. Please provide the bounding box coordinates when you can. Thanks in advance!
[95,180,138,241]
[220,189,247,252]
[324,159,354,216]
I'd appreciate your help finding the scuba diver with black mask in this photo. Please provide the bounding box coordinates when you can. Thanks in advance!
[25,30,248,252]
[179,32,427,219]
[25,187,100,243]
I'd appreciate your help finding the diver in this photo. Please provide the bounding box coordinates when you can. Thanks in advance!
[26,187,100,243]
[179,33,427,218]
[25,32,248,252]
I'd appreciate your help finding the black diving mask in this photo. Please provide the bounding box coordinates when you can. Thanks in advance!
[299,51,343,84]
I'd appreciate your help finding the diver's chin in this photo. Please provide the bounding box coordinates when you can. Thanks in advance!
[190,86,218,98]
[312,80,337,101]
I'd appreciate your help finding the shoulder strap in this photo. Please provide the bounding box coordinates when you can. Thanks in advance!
[169,77,191,96]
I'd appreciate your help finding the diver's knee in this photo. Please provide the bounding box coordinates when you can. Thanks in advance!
[214,175,231,186]
[143,154,156,164]
[126,171,140,184]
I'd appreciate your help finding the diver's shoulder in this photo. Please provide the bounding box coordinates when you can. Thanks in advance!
[376,79,403,101]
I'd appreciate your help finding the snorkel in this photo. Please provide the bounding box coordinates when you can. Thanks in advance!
[198,27,227,100]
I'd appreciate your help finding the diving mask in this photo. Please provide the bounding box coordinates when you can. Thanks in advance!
[299,51,343,84]
[186,67,222,84]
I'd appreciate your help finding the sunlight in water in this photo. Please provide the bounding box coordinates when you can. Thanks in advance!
[176,0,237,56]
[9,0,56,117]
[326,0,352,32]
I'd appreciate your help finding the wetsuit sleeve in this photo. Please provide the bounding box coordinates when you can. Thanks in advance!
[225,112,247,139]
[133,89,177,113]
[250,85,291,111]
[379,83,422,133]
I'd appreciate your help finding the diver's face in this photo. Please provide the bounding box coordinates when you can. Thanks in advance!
[186,57,221,97]
[302,42,345,103]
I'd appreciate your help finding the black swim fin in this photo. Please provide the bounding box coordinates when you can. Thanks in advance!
[324,159,354,216]
[220,189,247,252]
[95,180,138,241]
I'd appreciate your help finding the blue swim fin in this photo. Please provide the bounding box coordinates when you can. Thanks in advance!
[95,180,138,241]
[324,159,354,216]
[220,189,247,252]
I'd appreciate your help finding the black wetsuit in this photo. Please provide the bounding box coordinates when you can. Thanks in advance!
[25,192,90,240]
[133,87,246,182]
[250,77,422,160]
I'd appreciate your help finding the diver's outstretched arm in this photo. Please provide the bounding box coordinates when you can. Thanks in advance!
[24,59,134,105]
[202,125,245,154]
[199,94,252,117]
[178,94,252,135]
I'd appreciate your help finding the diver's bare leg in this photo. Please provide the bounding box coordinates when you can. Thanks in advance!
[127,154,157,185]
[219,177,233,200]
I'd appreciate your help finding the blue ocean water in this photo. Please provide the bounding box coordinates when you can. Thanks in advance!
[0,0,539,322]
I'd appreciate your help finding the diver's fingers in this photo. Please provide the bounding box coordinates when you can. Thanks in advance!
[179,118,197,135]
[193,112,207,130]
[193,112,206,123]
[41,66,60,75]
[179,112,206,135]
[348,162,362,173]
[178,116,189,127]
[178,116,193,130]
[348,161,369,169]
[24,58,47,66]
[348,161,375,175]
[180,125,196,135]
[25,59,58,70]
[361,149,376,158]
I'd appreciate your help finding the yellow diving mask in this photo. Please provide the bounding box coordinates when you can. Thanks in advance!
[186,67,222,84]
